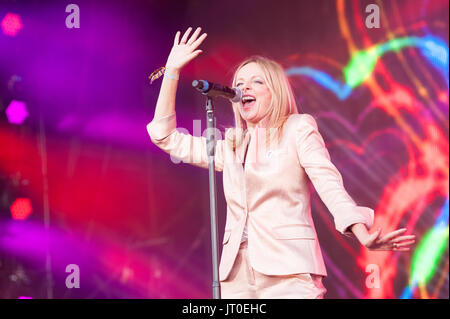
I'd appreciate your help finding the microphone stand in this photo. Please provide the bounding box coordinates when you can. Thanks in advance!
[205,97,221,299]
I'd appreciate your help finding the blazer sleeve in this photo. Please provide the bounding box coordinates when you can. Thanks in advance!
[295,113,374,236]
[146,112,225,172]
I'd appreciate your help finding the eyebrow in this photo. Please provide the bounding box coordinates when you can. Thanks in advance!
[236,75,263,81]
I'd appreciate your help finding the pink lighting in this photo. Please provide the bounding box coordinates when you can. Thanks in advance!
[6,100,29,125]
[1,13,23,37]
[10,198,33,220]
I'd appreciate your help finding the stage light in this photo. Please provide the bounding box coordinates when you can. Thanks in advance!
[1,13,23,37]
[6,100,29,125]
[10,198,33,220]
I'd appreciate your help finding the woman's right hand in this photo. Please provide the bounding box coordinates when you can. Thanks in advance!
[165,27,207,74]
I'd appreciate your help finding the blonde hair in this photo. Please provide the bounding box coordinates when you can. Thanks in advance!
[226,55,299,151]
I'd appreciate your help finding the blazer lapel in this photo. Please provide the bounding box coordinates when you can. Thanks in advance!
[237,130,251,168]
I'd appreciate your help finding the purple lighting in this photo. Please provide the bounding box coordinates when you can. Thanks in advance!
[6,100,29,125]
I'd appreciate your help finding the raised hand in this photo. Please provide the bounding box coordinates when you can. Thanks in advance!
[362,228,416,251]
[165,27,207,73]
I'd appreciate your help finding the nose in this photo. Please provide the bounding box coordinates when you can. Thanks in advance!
[242,81,253,92]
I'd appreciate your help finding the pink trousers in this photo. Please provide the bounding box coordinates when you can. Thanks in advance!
[220,241,327,299]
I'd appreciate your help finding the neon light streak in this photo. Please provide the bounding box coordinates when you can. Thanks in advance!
[401,198,449,298]
[411,226,449,285]
[285,67,352,100]
[287,35,449,100]
[344,36,449,88]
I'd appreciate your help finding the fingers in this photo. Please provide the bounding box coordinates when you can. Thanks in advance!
[176,27,206,48]
[180,27,193,44]
[391,235,416,243]
[186,49,203,61]
[366,228,381,244]
[174,31,180,46]
[370,227,382,245]
[389,237,415,252]
[394,240,416,248]
[191,33,207,49]
[187,27,202,45]
[378,228,407,243]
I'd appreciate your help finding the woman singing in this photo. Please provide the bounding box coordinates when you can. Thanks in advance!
[147,27,416,299]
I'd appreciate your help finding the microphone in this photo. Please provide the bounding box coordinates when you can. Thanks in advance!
[192,80,242,103]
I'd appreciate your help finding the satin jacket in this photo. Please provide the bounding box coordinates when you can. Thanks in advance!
[147,112,374,281]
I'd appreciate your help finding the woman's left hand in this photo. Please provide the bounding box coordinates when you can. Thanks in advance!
[361,228,416,251]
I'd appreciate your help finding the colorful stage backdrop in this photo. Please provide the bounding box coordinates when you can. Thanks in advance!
[0,0,448,299]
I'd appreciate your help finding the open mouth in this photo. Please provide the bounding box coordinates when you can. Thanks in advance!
[242,95,256,108]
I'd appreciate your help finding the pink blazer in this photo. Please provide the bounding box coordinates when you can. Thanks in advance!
[147,112,374,281]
